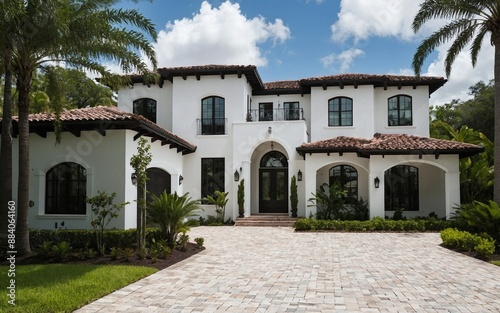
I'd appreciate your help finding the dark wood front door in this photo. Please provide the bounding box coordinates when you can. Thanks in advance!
[259,168,288,213]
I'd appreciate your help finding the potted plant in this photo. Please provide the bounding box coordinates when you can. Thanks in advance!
[237,179,245,218]
[290,175,298,218]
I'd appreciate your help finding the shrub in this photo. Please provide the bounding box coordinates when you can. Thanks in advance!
[453,201,500,245]
[309,183,346,220]
[290,176,298,218]
[440,228,496,259]
[122,248,134,262]
[194,237,204,248]
[110,247,122,260]
[203,190,229,223]
[51,241,71,260]
[238,179,245,218]
[294,218,453,232]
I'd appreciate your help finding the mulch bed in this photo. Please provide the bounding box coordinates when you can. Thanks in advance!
[2,243,205,271]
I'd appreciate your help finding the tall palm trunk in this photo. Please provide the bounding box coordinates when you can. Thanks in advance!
[16,70,32,255]
[0,49,13,244]
[495,35,500,204]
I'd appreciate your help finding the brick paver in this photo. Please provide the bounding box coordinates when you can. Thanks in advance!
[75,227,500,312]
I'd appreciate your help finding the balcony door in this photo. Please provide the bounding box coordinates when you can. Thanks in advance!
[259,151,288,213]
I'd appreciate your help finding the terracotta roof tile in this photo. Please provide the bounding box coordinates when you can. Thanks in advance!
[297,133,483,158]
[263,80,300,90]
[300,73,444,83]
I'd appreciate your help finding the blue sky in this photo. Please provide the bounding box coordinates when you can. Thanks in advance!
[116,0,494,106]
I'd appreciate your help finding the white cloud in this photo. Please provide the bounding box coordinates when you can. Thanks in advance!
[332,0,422,43]
[321,48,364,72]
[152,1,291,68]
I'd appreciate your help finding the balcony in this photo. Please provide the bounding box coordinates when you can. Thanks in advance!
[196,118,228,135]
[246,108,304,122]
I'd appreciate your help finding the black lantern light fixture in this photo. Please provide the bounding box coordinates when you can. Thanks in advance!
[297,170,302,181]
[131,173,138,186]
[234,170,240,181]
[374,177,380,188]
[179,175,184,185]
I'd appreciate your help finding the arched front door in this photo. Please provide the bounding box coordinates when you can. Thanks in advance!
[146,168,171,202]
[259,151,288,213]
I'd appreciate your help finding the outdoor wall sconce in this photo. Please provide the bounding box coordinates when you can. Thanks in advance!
[297,170,302,181]
[374,177,380,188]
[179,175,184,185]
[234,170,240,181]
[268,126,272,134]
[131,173,138,186]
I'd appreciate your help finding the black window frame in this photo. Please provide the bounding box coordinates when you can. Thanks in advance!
[259,102,273,121]
[133,98,157,123]
[45,162,87,214]
[329,165,358,203]
[328,97,353,126]
[201,96,225,135]
[388,95,412,126]
[284,102,300,121]
[384,165,419,211]
[201,158,225,202]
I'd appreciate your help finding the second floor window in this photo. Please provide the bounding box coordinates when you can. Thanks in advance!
[328,97,353,126]
[259,102,273,121]
[202,96,225,135]
[388,95,412,126]
[133,98,157,123]
[284,102,300,120]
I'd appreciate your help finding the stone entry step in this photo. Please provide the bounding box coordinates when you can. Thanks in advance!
[234,214,298,227]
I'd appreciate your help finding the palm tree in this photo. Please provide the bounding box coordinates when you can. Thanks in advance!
[148,191,201,248]
[412,0,500,204]
[0,0,24,245]
[9,0,157,255]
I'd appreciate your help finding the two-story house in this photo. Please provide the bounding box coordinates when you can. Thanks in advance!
[9,65,483,230]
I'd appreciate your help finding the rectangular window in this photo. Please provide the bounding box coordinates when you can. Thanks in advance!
[284,102,300,120]
[201,158,225,201]
[259,103,273,121]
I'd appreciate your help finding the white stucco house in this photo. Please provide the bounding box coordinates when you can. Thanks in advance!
[6,65,483,230]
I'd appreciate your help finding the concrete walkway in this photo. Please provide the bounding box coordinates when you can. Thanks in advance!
[75,227,500,312]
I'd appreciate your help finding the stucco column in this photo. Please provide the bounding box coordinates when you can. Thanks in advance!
[369,172,385,219]
[445,170,460,219]
[242,160,251,217]
[304,160,316,218]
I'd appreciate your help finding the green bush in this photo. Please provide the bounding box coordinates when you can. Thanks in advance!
[440,228,496,259]
[453,201,500,245]
[29,228,163,251]
[294,217,453,232]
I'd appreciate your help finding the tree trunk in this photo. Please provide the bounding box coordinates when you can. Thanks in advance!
[494,36,500,204]
[0,49,13,245]
[16,71,32,256]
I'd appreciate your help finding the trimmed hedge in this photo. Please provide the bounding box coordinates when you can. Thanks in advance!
[294,217,453,232]
[440,228,496,259]
[29,228,163,251]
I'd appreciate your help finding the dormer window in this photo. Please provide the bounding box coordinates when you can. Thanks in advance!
[133,98,157,123]
[388,95,412,126]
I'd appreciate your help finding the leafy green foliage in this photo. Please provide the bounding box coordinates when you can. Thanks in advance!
[147,191,201,247]
[86,190,128,255]
[441,228,496,259]
[309,183,346,220]
[453,201,500,244]
[204,190,229,223]
[237,179,245,217]
[290,175,298,217]
[294,217,453,232]
[194,237,205,248]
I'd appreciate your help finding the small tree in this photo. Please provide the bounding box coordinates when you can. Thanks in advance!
[290,175,298,218]
[86,191,128,255]
[204,191,229,223]
[130,137,152,251]
[308,183,347,220]
[237,179,245,218]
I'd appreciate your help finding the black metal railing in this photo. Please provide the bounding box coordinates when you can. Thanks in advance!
[196,118,228,135]
[246,108,304,122]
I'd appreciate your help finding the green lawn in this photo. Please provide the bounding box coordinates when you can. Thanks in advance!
[492,260,500,267]
[0,264,157,313]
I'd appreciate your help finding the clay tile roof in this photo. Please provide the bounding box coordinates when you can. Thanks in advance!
[296,133,483,158]
[263,80,301,90]
[10,106,196,154]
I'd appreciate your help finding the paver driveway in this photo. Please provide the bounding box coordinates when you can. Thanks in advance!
[75,227,500,312]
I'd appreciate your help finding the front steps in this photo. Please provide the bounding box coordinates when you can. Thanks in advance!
[234,214,298,227]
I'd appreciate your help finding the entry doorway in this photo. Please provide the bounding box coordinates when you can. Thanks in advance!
[259,152,288,213]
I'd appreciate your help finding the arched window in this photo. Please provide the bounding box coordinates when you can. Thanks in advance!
[260,151,288,168]
[328,97,353,126]
[388,95,412,126]
[384,165,419,211]
[329,165,358,202]
[133,98,157,123]
[201,96,225,135]
[46,162,87,214]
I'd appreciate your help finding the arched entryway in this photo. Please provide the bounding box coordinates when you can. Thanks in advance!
[259,151,288,213]
[146,168,171,202]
